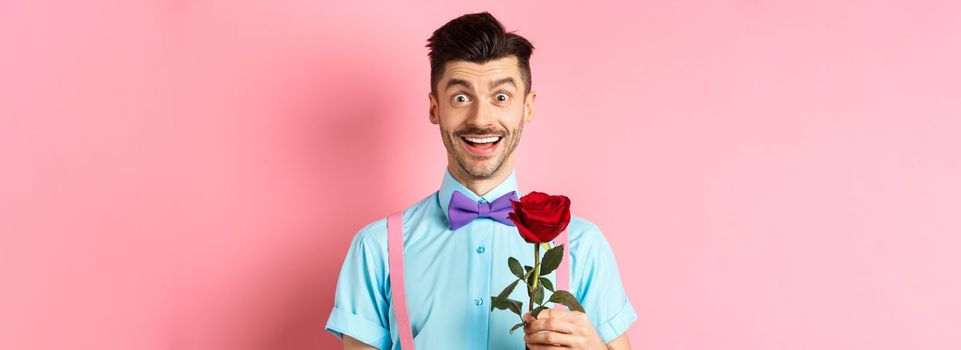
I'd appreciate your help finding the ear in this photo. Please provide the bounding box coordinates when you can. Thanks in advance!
[523,90,536,124]
[428,91,439,125]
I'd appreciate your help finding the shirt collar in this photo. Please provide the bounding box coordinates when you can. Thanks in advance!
[438,167,522,227]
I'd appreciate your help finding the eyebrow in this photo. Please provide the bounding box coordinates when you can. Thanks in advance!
[445,77,517,91]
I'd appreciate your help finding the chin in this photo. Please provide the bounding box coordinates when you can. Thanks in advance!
[462,160,502,178]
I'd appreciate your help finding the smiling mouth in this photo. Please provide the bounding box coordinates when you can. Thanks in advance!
[460,135,503,156]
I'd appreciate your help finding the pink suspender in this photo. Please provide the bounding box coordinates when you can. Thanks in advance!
[387,212,415,350]
[387,211,571,349]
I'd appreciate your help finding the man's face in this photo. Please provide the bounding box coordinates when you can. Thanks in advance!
[429,55,536,180]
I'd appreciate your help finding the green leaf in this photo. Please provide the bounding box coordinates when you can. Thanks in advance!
[508,257,525,280]
[504,298,524,317]
[491,280,519,311]
[547,290,584,313]
[548,290,585,313]
[531,305,549,319]
[539,244,564,276]
[539,277,555,292]
[523,265,535,287]
[490,296,507,311]
[533,284,544,305]
[509,322,526,334]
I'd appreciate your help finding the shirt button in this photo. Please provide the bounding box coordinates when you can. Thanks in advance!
[476,246,485,254]
[474,298,483,306]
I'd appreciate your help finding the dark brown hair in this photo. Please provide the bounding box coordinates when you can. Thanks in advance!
[426,12,535,97]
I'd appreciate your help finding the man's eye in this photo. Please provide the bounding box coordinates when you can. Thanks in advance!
[495,93,509,102]
[453,94,470,103]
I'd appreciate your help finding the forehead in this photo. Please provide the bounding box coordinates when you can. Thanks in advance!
[440,56,523,90]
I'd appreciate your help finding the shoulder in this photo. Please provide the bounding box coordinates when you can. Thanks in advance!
[351,216,387,256]
[348,191,438,255]
[566,215,607,247]
[565,215,619,268]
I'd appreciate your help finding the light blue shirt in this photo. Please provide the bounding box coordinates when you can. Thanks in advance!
[325,168,636,349]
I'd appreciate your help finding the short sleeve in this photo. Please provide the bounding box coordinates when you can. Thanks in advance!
[573,219,638,344]
[325,222,392,350]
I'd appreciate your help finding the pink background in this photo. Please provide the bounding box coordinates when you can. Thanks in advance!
[2,1,960,349]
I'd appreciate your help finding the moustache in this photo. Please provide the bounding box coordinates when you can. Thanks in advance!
[455,128,507,137]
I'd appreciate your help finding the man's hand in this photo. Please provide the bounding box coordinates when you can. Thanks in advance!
[522,309,607,350]
[343,335,377,350]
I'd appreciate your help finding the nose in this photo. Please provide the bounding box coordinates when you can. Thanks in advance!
[465,98,495,128]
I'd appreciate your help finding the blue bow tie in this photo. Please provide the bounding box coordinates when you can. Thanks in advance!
[447,190,518,230]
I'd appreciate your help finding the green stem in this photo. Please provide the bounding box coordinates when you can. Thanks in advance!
[529,243,541,312]
[524,243,541,350]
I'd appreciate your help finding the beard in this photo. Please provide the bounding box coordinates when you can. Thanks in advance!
[440,117,524,179]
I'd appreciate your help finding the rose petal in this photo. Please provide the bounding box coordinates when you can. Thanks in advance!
[510,192,573,243]
[512,217,543,243]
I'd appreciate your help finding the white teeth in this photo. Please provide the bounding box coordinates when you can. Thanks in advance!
[463,136,501,144]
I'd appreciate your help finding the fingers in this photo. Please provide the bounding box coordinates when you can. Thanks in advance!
[523,308,587,323]
[525,329,578,348]
[522,309,598,349]
[537,308,556,319]
[523,308,564,321]
[523,313,576,336]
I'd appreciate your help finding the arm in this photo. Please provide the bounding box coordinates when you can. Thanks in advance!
[607,333,631,350]
[524,219,638,349]
[325,223,392,350]
[343,335,379,350]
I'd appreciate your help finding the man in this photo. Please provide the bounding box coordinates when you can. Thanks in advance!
[325,12,636,349]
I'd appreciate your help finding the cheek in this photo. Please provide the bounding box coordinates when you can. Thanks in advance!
[445,113,477,132]
[503,106,526,126]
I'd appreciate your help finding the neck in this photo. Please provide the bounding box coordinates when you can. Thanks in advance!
[447,159,513,198]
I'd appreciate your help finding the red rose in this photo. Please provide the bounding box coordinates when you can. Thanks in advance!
[507,191,572,243]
